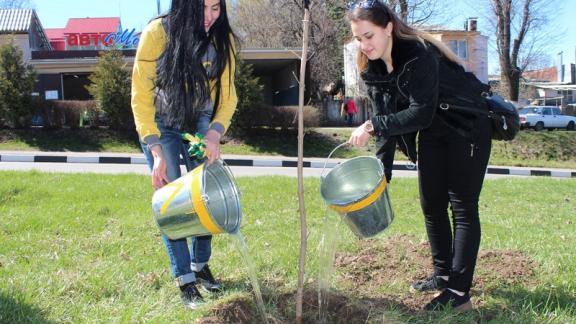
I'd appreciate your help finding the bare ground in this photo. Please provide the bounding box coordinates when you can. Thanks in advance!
[198,234,538,323]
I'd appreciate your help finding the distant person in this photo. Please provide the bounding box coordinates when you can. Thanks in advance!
[131,0,238,309]
[346,0,492,312]
[345,97,358,126]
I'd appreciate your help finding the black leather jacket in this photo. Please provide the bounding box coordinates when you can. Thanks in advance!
[362,37,490,181]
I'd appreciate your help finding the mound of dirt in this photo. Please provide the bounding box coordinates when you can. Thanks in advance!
[333,234,538,310]
[198,298,256,324]
[199,234,538,322]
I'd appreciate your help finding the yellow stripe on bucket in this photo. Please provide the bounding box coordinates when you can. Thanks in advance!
[159,182,184,216]
[329,178,387,213]
[190,165,224,234]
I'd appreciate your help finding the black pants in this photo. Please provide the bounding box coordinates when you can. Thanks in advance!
[417,116,491,292]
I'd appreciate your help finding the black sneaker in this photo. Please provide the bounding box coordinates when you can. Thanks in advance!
[410,275,448,293]
[424,289,472,312]
[179,282,205,309]
[195,265,222,293]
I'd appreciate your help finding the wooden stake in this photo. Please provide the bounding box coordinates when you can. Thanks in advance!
[295,3,310,324]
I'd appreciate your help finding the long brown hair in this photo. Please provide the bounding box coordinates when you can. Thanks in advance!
[346,1,461,72]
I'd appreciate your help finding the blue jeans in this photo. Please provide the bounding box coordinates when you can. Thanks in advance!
[141,113,212,286]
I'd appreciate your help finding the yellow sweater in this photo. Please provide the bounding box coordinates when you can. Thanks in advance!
[131,18,237,143]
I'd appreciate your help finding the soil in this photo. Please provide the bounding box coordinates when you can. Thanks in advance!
[199,234,538,323]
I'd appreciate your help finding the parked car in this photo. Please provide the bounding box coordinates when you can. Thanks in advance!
[518,106,576,131]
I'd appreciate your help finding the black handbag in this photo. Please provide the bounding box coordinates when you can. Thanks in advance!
[439,94,520,141]
[484,95,520,141]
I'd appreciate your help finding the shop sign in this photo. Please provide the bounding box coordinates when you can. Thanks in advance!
[66,28,140,48]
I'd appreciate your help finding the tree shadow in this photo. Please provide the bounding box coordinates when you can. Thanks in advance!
[0,290,56,324]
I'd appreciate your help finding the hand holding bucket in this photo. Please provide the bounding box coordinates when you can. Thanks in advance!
[320,143,394,238]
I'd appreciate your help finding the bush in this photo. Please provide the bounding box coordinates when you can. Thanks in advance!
[229,58,263,135]
[31,99,98,129]
[0,40,36,128]
[87,49,132,130]
[252,105,321,130]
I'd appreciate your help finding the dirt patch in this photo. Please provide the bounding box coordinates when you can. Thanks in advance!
[199,235,538,322]
[475,249,538,287]
[333,234,538,310]
[198,298,257,324]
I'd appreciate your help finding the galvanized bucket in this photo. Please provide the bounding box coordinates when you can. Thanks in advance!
[151,160,242,239]
[321,155,394,238]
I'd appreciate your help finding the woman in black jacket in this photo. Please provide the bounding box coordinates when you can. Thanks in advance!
[346,0,492,312]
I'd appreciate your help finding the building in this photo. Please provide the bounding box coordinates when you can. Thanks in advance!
[0,9,303,106]
[522,65,576,108]
[0,9,52,60]
[426,18,489,83]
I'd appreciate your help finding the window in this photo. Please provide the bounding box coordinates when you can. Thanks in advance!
[561,90,573,103]
[519,107,540,114]
[448,40,468,60]
[542,108,552,115]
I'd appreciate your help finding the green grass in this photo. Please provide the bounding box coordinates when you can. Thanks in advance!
[221,127,370,158]
[490,130,576,168]
[1,172,575,322]
[0,128,142,153]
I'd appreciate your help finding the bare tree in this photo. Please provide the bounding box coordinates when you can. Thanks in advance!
[235,0,343,101]
[234,0,447,103]
[0,0,33,9]
[489,0,559,101]
[387,0,450,26]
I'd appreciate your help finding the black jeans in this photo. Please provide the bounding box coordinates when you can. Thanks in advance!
[417,116,491,292]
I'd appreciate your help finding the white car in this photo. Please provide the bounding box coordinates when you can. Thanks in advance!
[518,106,576,131]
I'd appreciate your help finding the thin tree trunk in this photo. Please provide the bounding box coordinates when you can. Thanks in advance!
[295,5,310,324]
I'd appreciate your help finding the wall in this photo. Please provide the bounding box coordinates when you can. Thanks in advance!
[0,34,31,61]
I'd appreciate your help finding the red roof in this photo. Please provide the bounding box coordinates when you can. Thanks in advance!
[44,28,65,40]
[64,17,120,34]
[523,67,558,82]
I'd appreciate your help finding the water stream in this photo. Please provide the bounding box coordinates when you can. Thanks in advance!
[317,207,343,324]
[230,231,268,323]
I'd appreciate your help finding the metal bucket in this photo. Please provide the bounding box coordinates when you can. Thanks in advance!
[151,160,242,239]
[320,156,394,238]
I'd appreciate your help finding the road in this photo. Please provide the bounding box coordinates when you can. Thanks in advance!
[0,161,536,179]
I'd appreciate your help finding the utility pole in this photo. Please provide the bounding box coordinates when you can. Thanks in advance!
[157,0,161,15]
[558,51,564,82]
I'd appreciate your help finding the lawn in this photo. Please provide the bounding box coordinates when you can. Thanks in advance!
[0,172,575,323]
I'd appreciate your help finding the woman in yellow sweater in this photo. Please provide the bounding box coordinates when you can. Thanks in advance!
[131,0,237,309]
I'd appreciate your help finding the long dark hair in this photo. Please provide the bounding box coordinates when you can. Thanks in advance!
[346,0,461,72]
[156,0,237,129]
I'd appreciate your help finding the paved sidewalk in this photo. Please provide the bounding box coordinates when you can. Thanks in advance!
[1,150,575,178]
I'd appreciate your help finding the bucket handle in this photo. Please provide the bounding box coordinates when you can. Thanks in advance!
[321,142,349,179]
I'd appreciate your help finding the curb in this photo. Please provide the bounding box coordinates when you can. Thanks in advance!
[1,153,575,178]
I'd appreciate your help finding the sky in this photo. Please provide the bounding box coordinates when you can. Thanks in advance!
[32,0,576,74]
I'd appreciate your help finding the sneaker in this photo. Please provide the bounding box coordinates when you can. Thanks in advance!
[194,265,222,293]
[410,275,448,293]
[424,289,472,312]
[179,282,205,309]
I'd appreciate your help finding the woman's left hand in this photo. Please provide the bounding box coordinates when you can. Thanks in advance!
[204,129,222,165]
[348,121,373,147]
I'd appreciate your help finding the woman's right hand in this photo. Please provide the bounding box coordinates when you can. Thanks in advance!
[348,120,373,147]
[150,144,171,189]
